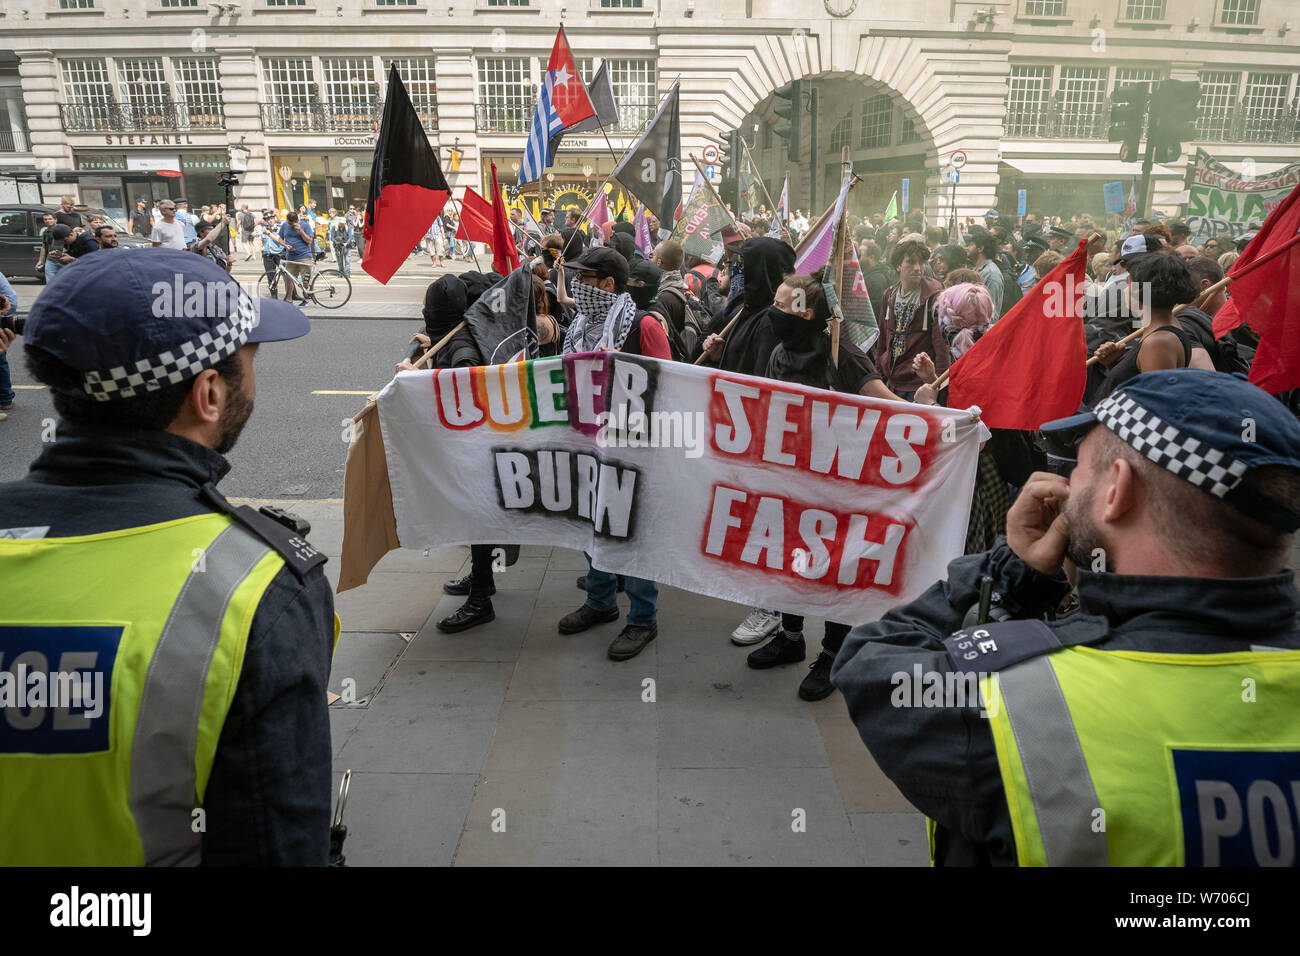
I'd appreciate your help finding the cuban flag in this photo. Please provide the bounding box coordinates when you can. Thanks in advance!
[520,70,565,186]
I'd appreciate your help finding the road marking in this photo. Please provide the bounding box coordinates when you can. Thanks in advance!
[312,390,376,396]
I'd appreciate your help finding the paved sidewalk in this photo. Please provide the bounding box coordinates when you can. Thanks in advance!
[252,498,928,866]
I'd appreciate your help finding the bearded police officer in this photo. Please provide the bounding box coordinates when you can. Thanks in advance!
[0,249,337,866]
[833,370,1300,866]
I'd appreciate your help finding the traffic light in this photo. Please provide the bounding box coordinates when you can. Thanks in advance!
[718,129,740,208]
[772,79,802,163]
[1150,80,1200,164]
[1108,83,1148,163]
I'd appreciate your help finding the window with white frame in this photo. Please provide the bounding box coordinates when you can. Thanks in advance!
[58,0,96,7]
[1123,0,1166,20]
[607,58,655,130]
[485,0,528,5]
[161,0,199,6]
[62,58,113,103]
[116,57,170,121]
[322,57,378,130]
[1219,0,1259,26]
[1056,66,1106,137]
[599,0,644,6]
[174,57,223,127]
[1022,0,1066,15]
[829,115,852,152]
[576,57,594,84]
[859,94,892,148]
[1113,66,1163,95]
[1243,72,1290,135]
[1005,65,1052,136]
[263,57,316,129]
[898,110,923,145]
[265,0,307,6]
[477,56,531,133]
[375,0,417,4]
[1196,70,1239,139]
[384,57,438,129]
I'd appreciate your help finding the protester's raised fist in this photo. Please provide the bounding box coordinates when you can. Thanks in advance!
[912,351,937,384]
[1006,472,1072,577]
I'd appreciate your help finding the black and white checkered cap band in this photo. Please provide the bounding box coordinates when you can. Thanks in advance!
[1094,391,1248,499]
[82,290,258,402]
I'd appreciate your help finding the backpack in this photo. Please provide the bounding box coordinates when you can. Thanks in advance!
[640,309,689,363]
[655,285,711,357]
[1179,308,1252,376]
[997,260,1023,315]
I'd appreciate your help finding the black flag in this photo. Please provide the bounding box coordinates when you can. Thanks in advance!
[612,83,681,231]
[549,60,620,156]
[362,64,451,284]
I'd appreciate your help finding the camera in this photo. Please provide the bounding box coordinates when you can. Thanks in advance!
[217,170,240,189]
[0,314,24,335]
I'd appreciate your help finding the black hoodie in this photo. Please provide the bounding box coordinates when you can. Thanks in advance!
[713,237,795,376]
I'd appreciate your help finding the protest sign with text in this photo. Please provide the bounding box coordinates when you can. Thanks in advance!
[377,353,983,623]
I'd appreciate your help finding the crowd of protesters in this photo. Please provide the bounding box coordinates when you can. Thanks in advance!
[388,196,1280,703]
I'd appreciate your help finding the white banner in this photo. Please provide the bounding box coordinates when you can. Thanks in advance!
[378,352,983,623]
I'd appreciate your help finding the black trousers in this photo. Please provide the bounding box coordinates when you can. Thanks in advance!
[469,543,496,599]
[780,613,850,654]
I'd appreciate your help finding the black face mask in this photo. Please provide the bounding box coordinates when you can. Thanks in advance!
[768,308,821,348]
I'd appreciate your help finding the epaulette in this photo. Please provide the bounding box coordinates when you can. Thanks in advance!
[200,484,328,582]
[944,614,1109,674]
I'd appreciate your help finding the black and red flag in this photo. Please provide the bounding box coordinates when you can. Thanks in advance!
[362,65,451,284]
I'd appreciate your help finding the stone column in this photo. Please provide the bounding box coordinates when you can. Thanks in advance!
[433,48,481,195]
[217,47,272,212]
[18,50,72,178]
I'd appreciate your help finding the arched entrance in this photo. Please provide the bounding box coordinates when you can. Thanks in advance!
[742,72,936,226]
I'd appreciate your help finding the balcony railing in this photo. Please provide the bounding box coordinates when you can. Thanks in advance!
[1006,97,1300,144]
[475,101,533,134]
[61,99,225,132]
[0,128,30,152]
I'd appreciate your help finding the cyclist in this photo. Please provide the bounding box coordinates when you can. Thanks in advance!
[278,211,316,303]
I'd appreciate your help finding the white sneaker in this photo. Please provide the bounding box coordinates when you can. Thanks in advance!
[731,608,781,646]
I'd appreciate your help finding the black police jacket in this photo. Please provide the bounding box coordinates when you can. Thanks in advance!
[831,537,1300,866]
[0,423,335,865]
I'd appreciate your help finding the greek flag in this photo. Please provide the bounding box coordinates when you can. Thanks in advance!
[520,71,565,186]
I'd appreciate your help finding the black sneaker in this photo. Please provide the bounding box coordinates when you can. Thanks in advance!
[557,603,620,634]
[607,623,657,661]
[575,574,625,592]
[798,651,837,701]
[746,630,806,669]
[436,597,494,633]
[444,573,495,597]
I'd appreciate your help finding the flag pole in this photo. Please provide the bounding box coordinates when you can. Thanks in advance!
[826,146,855,368]
[739,134,791,245]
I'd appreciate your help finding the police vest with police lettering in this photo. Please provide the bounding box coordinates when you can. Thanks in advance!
[944,620,1300,867]
[0,513,287,866]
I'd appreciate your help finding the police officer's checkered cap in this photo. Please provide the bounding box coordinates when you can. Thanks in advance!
[82,290,258,402]
[1093,391,1249,499]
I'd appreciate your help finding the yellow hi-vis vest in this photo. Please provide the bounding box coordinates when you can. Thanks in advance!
[980,643,1300,867]
[0,513,285,866]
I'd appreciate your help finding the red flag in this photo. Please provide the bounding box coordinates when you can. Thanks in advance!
[455,188,495,245]
[488,162,520,276]
[947,239,1089,430]
[546,26,596,128]
[362,65,450,284]
[1209,183,1300,393]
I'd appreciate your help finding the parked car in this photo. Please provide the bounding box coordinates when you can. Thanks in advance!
[0,204,150,283]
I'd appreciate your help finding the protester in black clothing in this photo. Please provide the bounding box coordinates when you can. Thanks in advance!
[859,239,895,321]
[1094,253,1212,400]
[743,272,904,701]
[698,236,795,376]
[130,200,152,238]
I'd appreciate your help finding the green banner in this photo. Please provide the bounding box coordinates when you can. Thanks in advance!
[1185,148,1300,242]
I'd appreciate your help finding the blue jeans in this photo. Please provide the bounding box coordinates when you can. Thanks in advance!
[0,351,13,406]
[44,259,63,283]
[585,555,657,627]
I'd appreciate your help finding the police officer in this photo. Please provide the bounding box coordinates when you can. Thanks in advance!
[0,249,337,866]
[832,370,1300,866]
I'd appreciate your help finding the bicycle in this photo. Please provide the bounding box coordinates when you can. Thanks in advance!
[256,257,352,310]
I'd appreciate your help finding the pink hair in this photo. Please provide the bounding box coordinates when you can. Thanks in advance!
[936,282,994,358]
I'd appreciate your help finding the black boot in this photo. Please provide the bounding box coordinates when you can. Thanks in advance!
[437,596,495,633]
[444,573,496,597]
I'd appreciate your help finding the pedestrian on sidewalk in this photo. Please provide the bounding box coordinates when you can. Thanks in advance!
[330,213,353,278]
